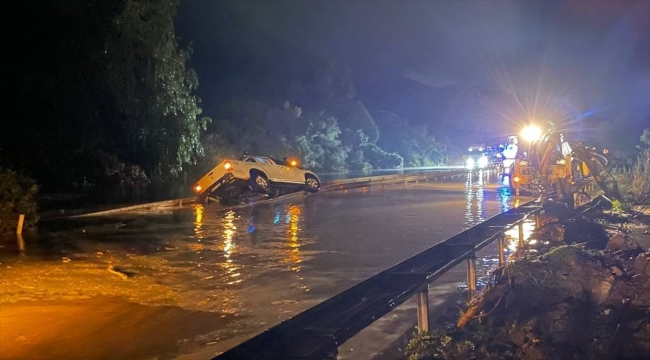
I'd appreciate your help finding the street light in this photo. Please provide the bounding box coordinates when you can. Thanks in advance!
[521,125,543,142]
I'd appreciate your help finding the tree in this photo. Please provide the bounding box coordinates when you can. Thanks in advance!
[375,112,447,167]
[0,168,38,234]
[313,60,356,115]
[212,99,298,158]
[105,0,210,176]
[641,128,650,147]
[363,144,404,169]
[293,113,348,172]
[341,101,380,143]
[342,129,372,171]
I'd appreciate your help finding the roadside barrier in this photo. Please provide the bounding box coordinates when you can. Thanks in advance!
[212,192,610,360]
[67,168,493,218]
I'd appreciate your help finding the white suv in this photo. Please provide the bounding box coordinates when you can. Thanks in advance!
[194,154,321,202]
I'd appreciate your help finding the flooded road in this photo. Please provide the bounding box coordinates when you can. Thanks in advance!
[0,172,529,360]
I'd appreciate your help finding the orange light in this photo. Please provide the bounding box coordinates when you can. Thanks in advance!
[513,176,521,183]
[224,162,232,170]
[195,185,202,192]
[290,160,297,167]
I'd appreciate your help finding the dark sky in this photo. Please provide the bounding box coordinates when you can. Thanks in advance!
[176,0,650,139]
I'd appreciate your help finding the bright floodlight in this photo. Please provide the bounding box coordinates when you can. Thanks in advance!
[521,125,542,142]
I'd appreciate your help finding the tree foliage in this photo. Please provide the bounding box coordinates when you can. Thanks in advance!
[202,95,442,173]
[4,0,447,196]
[641,128,650,146]
[293,113,348,172]
[0,168,38,234]
[105,0,210,176]
[612,129,650,206]
[375,112,447,167]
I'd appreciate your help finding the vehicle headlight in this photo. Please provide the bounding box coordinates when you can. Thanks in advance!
[195,185,202,192]
[478,156,488,168]
[466,158,475,169]
[224,162,232,170]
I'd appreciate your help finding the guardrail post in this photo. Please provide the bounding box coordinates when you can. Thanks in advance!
[466,256,477,299]
[518,222,525,248]
[535,213,541,229]
[416,286,430,333]
[498,236,506,266]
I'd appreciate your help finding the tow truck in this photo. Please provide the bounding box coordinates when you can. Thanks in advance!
[193,153,322,204]
[498,123,620,208]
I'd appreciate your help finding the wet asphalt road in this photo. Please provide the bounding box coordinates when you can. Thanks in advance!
[0,171,530,360]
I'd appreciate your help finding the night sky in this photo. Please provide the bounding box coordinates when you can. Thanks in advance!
[176,0,650,141]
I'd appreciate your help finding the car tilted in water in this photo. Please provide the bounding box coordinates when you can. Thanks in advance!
[193,153,321,204]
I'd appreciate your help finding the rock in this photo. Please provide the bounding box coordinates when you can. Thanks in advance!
[564,218,609,248]
[543,201,575,221]
[630,253,650,277]
[591,275,615,304]
[531,223,565,243]
[607,234,642,252]
[610,266,624,277]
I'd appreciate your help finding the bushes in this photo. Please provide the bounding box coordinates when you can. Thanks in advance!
[0,168,38,234]
[613,148,650,205]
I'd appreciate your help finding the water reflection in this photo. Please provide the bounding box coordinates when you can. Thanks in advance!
[222,210,241,284]
[467,219,537,293]
[284,204,303,273]
[504,220,536,254]
[194,204,205,241]
[498,187,511,213]
[464,171,486,227]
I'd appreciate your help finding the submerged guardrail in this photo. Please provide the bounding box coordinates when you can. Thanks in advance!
[212,179,605,360]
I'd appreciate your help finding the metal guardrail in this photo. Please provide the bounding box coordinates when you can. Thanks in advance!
[212,197,543,360]
[65,168,479,218]
[213,182,606,360]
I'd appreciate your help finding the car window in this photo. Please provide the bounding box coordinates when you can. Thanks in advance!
[255,157,275,165]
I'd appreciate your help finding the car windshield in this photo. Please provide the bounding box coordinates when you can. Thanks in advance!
[255,156,275,165]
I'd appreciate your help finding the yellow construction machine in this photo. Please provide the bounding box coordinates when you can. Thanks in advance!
[500,123,620,208]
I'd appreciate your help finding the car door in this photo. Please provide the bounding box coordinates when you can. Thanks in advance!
[285,165,306,183]
[256,157,285,182]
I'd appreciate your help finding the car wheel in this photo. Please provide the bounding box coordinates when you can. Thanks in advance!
[251,172,270,193]
[305,175,320,193]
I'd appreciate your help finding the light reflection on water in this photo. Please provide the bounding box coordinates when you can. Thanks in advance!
[221,210,241,284]
[190,203,311,289]
[471,219,537,291]
[464,170,487,228]
[283,204,304,273]
[460,171,535,291]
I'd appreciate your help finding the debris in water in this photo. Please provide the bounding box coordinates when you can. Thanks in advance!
[107,264,129,280]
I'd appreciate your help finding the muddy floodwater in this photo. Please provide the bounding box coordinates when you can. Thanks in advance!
[0,173,532,360]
